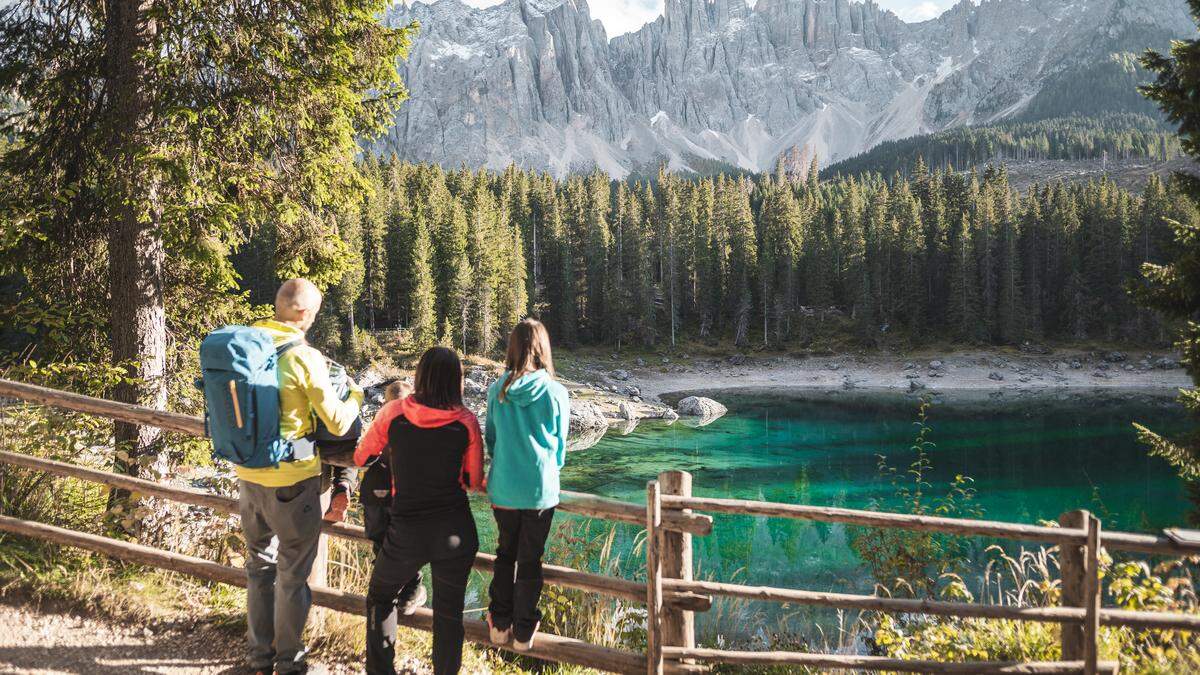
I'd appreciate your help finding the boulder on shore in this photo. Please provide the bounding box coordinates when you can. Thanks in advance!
[677,396,728,419]
[569,400,609,434]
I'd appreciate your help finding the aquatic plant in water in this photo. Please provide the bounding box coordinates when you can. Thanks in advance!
[850,396,983,597]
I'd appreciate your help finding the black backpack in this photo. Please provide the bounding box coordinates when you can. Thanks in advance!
[359,455,392,508]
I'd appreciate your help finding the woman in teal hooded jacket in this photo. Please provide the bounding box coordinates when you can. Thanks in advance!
[485,319,569,652]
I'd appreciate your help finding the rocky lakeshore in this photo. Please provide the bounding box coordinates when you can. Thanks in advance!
[561,348,1192,403]
[350,349,1191,453]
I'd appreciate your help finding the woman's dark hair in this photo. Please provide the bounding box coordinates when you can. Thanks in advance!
[412,347,463,410]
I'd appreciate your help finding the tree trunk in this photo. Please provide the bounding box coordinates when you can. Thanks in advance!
[104,0,167,495]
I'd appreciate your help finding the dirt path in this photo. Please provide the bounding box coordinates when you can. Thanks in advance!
[0,596,356,675]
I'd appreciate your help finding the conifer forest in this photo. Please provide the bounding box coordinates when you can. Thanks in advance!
[241,156,1196,359]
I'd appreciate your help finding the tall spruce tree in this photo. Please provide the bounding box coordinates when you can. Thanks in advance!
[1136,0,1200,522]
[727,178,758,347]
[0,0,413,487]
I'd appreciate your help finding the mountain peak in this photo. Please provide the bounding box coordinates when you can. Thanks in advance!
[374,0,1195,177]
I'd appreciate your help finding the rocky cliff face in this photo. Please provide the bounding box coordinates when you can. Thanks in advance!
[373,0,1192,177]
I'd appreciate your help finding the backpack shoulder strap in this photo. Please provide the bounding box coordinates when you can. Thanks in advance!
[276,339,304,357]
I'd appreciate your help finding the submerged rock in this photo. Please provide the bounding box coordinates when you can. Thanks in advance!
[677,396,728,420]
[614,418,640,436]
[567,424,607,453]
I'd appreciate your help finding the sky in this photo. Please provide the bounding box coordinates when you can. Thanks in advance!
[444,0,963,37]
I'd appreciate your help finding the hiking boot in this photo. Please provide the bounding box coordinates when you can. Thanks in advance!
[323,488,349,523]
[512,622,540,652]
[487,612,512,645]
[400,583,427,616]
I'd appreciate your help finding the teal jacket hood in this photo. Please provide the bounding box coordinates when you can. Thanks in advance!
[499,369,552,406]
[485,368,570,510]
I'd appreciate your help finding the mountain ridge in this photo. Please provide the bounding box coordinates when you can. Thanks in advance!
[374,0,1193,177]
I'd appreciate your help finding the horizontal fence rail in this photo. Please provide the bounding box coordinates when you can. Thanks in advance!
[0,515,643,674]
[643,491,1200,675]
[658,494,1200,556]
[660,647,1119,674]
[0,449,708,612]
[0,378,712,537]
[4,377,1200,675]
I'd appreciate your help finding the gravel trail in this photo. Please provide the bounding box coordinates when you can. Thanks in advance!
[0,596,356,674]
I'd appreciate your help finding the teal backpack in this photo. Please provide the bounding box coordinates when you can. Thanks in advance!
[199,326,299,468]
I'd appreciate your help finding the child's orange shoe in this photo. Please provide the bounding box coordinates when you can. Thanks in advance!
[323,489,349,523]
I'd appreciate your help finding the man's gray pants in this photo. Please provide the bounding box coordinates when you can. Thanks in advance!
[239,475,322,674]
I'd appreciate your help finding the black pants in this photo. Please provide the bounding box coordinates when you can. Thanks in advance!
[366,508,478,675]
[487,507,555,641]
[364,505,390,553]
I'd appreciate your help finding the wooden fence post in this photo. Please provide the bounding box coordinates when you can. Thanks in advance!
[658,471,696,657]
[646,480,664,675]
[1059,509,1103,674]
[1083,513,1102,675]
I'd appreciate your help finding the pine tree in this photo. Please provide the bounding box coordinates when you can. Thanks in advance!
[634,187,659,347]
[443,199,474,352]
[360,156,390,329]
[383,159,414,329]
[865,184,891,331]
[658,173,682,346]
[1019,191,1045,339]
[496,218,529,336]
[698,178,724,337]
[891,181,925,336]
[726,178,758,347]
[996,195,1025,344]
[465,178,502,353]
[406,207,437,350]
[585,172,613,342]
[542,185,577,346]
[1136,7,1200,521]
[947,213,981,342]
[759,183,804,343]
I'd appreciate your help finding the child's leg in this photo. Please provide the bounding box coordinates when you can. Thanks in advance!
[487,508,522,630]
[512,508,555,641]
[331,465,356,493]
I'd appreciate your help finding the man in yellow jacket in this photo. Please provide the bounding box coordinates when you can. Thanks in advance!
[240,278,363,675]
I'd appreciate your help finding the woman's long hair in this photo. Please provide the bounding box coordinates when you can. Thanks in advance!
[413,347,464,410]
[499,319,555,402]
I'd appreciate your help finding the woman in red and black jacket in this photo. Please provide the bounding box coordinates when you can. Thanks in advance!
[354,347,484,675]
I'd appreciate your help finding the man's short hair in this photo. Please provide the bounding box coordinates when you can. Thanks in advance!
[275,278,322,320]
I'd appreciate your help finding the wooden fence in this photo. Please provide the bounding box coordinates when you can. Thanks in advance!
[1,378,1199,674]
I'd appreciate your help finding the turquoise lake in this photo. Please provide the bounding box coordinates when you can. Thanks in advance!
[465,388,1193,640]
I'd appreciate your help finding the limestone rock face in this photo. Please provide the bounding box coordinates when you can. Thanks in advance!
[377,0,1191,177]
